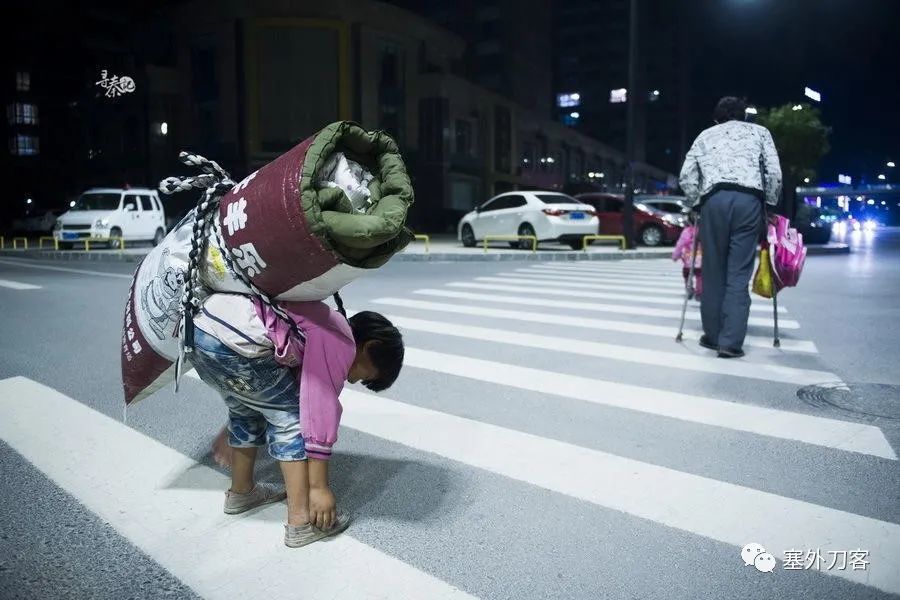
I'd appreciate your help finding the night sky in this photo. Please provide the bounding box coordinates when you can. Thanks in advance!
[684,0,900,185]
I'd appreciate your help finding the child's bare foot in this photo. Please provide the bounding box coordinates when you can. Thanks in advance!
[212,426,233,468]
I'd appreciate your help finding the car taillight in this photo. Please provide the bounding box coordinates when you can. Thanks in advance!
[542,209,567,216]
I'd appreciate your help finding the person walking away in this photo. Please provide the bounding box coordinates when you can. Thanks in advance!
[679,96,782,358]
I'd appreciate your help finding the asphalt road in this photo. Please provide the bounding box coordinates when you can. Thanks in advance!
[0,228,898,600]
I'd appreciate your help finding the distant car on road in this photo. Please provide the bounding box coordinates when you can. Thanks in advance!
[636,194,689,215]
[54,187,166,249]
[576,193,686,246]
[12,209,66,234]
[458,191,599,250]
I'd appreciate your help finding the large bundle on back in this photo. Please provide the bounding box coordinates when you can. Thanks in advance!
[121,121,414,405]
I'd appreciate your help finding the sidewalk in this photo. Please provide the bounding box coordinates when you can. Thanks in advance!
[0,233,849,263]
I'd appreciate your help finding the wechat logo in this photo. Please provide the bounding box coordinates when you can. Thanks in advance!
[742,542,776,573]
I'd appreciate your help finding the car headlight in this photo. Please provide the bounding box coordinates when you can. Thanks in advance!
[94,218,110,228]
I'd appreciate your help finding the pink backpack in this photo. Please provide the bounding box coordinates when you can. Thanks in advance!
[767,215,806,291]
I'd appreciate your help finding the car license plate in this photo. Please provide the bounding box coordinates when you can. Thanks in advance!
[62,232,79,240]
[569,212,585,220]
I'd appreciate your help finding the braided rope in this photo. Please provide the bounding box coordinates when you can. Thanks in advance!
[160,150,307,354]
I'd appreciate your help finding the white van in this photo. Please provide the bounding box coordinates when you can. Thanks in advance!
[54,187,166,249]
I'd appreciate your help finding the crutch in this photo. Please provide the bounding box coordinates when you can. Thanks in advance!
[772,289,781,348]
[675,215,700,342]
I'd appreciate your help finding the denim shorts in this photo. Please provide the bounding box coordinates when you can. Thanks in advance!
[190,328,306,461]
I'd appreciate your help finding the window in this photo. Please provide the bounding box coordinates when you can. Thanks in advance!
[72,193,120,211]
[123,196,139,211]
[139,195,153,211]
[7,103,38,125]
[604,198,623,212]
[16,71,30,91]
[501,194,528,209]
[455,119,473,157]
[535,194,582,205]
[9,134,39,155]
[151,196,162,211]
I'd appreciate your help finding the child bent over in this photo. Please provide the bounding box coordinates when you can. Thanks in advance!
[191,294,403,547]
[672,222,702,299]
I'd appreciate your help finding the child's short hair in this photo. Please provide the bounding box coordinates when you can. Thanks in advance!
[348,311,404,392]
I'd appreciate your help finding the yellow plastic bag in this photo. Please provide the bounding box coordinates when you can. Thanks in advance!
[753,245,774,298]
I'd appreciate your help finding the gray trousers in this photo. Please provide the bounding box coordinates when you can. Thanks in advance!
[699,190,764,350]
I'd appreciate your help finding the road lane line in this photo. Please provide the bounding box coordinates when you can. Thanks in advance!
[0,278,41,290]
[0,259,133,279]
[0,377,478,600]
[396,348,895,460]
[412,289,800,329]
[336,388,900,595]
[371,297,818,353]
[447,281,787,314]
[364,311,836,386]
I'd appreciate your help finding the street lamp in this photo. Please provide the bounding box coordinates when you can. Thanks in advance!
[803,177,810,183]
[160,122,168,135]
[26,198,32,204]
[792,104,803,111]
[877,174,886,180]
[888,161,896,168]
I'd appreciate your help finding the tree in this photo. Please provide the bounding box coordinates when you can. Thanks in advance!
[757,103,831,220]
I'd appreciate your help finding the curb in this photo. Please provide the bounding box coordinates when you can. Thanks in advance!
[0,244,849,263]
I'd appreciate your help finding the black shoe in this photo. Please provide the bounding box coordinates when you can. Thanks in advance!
[717,347,745,359]
[698,335,717,351]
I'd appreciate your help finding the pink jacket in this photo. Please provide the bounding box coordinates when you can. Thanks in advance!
[672,225,702,269]
[253,299,356,461]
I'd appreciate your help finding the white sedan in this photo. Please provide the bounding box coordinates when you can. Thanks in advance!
[458,191,600,250]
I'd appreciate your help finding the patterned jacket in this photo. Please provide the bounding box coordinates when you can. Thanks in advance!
[679,120,782,208]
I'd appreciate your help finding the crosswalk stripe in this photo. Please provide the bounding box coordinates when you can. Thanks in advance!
[399,348,895,460]
[420,289,798,329]
[472,277,787,314]
[367,311,836,386]
[338,388,900,595]
[524,265,692,282]
[372,297,818,353]
[481,275,686,296]
[446,282,786,314]
[515,270,687,289]
[528,262,679,273]
[0,278,41,290]
[0,377,477,600]
[539,261,677,272]
[501,271,687,292]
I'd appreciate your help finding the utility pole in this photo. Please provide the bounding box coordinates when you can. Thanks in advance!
[623,0,639,249]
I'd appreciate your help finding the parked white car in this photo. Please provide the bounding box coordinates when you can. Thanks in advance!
[54,188,166,249]
[458,191,599,250]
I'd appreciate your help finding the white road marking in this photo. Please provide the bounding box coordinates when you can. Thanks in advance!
[0,377,478,600]
[526,264,682,278]
[0,278,41,290]
[446,282,787,314]
[510,268,684,291]
[372,297,818,353]
[366,311,836,386]
[398,348,895,460]
[412,289,799,329]
[494,272,686,295]
[338,388,900,595]
[0,259,133,279]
